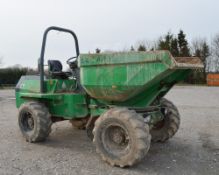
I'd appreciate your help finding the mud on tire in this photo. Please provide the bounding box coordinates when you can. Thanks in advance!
[18,102,52,143]
[150,98,180,142]
[93,108,151,167]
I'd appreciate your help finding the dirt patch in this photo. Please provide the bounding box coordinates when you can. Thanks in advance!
[199,133,219,152]
[0,87,219,175]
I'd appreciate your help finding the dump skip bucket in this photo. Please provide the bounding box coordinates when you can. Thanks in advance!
[79,51,203,102]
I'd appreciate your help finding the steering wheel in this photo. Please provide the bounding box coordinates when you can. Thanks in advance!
[67,56,77,65]
[67,56,78,69]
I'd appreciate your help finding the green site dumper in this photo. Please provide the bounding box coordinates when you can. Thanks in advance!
[15,27,203,167]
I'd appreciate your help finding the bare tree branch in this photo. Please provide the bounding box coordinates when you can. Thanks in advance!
[191,38,206,55]
[135,39,158,51]
[206,34,219,72]
[212,34,219,58]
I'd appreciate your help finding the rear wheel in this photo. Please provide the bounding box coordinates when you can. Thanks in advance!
[18,102,52,142]
[93,108,151,167]
[150,98,180,142]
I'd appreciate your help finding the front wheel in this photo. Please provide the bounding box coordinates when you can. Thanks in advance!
[93,108,151,167]
[150,98,180,142]
[18,102,52,143]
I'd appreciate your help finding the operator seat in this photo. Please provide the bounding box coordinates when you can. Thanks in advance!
[48,60,71,79]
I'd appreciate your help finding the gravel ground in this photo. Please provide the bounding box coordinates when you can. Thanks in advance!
[0,86,218,175]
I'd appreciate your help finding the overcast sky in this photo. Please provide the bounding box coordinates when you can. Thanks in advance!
[0,0,218,68]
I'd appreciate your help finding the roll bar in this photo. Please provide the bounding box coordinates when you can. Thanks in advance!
[39,26,80,93]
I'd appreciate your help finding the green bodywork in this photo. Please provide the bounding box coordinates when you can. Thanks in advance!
[15,51,202,119]
[16,78,88,119]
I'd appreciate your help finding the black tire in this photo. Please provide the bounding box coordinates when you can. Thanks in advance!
[86,123,94,140]
[18,102,52,143]
[93,108,151,167]
[150,98,180,142]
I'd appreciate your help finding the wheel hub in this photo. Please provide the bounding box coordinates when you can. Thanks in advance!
[105,125,129,150]
[27,117,34,129]
[20,111,35,132]
[111,128,126,144]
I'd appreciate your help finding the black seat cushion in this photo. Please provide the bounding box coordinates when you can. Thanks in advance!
[48,60,71,79]
[48,60,63,72]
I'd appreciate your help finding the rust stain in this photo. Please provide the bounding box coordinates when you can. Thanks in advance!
[175,57,202,64]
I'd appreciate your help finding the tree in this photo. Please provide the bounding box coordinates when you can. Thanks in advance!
[189,38,210,84]
[195,49,201,57]
[178,30,190,57]
[130,45,135,51]
[158,30,190,57]
[170,38,179,57]
[158,32,179,57]
[201,42,210,61]
[207,34,219,73]
[95,48,101,54]
[135,39,158,51]
[212,34,219,58]
[137,44,146,51]
[192,38,210,65]
[158,32,173,51]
